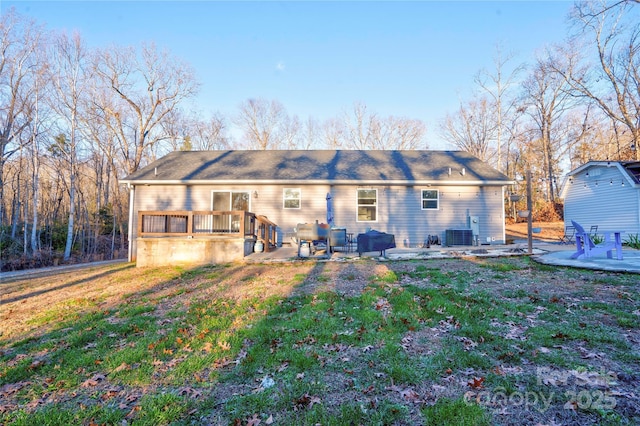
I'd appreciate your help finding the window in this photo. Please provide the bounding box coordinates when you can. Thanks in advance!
[211,191,250,211]
[209,191,250,233]
[357,189,377,222]
[283,188,301,209]
[422,189,439,210]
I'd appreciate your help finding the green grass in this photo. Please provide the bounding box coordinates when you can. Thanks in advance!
[422,397,491,426]
[2,258,638,425]
[478,258,525,272]
[371,270,399,283]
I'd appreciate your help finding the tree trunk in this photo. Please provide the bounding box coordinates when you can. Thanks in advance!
[30,154,39,254]
[63,172,76,261]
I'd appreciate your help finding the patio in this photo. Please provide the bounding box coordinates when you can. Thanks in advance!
[245,240,640,274]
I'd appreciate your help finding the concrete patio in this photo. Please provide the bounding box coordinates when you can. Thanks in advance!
[246,240,640,274]
[3,240,639,282]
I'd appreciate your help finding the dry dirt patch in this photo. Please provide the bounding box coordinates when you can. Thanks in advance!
[505,221,565,242]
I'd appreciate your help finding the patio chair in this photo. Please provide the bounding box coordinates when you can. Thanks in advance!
[572,221,595,250]
[559,226,575,244]
[589,225,598,239]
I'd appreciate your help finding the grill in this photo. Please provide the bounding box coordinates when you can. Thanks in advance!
[296,223,329,241]
[296,222,330,257]
[296,223,348,256]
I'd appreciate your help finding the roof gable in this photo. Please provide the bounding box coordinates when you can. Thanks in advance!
[560,160,640,198]
[121,150,512,185]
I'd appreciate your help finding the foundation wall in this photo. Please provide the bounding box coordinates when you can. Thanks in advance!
[135,237,254,267]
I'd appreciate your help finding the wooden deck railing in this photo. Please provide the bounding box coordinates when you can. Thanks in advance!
[137,211,278,252]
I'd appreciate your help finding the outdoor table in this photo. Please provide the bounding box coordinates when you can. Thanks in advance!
[570,230,623,260]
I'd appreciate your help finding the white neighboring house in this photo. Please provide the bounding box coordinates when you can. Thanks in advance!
[560,161,640,239]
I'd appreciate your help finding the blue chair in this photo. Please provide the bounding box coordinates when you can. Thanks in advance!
[572,220,595,249]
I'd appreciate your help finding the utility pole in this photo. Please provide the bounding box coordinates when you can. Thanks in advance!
[526,170,533,254]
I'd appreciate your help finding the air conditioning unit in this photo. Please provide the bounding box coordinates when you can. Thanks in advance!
[445,229,473,246]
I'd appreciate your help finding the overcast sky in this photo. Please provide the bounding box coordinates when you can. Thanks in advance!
[3,1,576,148]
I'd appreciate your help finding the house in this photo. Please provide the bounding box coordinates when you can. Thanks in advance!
[120,150,514,266]
[560,161,640,239]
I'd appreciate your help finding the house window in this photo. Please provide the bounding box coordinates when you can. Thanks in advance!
[211,191,250,211]
[283,188,301,209]
[422,189,439,210]
[357,189,377,222]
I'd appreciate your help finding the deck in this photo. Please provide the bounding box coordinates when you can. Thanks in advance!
[135,211,277,266]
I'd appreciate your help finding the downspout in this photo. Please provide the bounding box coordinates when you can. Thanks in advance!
[501,185,507,243]
[128,183,135,262]
[637,182,640,238]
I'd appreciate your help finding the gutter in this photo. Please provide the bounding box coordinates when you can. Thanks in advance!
[118,179,516,186]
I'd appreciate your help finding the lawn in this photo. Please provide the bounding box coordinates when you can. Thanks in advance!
[1,256,638,425]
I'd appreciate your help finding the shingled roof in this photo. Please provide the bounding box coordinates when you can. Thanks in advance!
[120,150,513,185]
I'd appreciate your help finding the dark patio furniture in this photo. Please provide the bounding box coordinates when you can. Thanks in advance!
[357,230,396,256]
[559,226,575,244]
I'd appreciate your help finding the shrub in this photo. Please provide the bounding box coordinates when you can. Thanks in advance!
[623,233,640,249]
[533,201,563,222]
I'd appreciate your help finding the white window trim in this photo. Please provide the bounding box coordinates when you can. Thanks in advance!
[421,189,439,210]
[356,188,378,222]
[283,188,301,209]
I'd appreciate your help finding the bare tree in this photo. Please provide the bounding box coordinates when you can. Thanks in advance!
[341,103,427,150]
[557,1,640,159]
[385,117,428,150]
[93,43,199,173]
[235,98,289,149]
[344,103,376,149]
[48,31,89,260]
[28,63,48,255]
[474,44,526,171]
[299,116,321,150]
[188,112,230,150]
[521,48,581,201]
[161,109,231,152]
[280,113,302,149]
[0,9,44,229]
[439,97,498,163]
[322,117,347,148]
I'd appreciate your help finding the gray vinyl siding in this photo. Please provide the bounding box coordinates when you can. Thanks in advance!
[368,185,506,246]
[564,167,640,239]
[132,182,507,249]
[259,184,506,245]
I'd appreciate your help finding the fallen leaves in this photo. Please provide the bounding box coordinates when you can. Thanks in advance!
[81,373,106,388]
[455,336,479,351]
[178,386,203,399]
[245,414,261,426]
[577,346,605,360]
[112,362,130,373]
[0,381,31,398]
[551,332,569,340]
[374,298,392,311]
[387,385,423,403]
[293,393,322,411]
[3,259,639,426]
[28,359,46,370]
[467,376,485,389]
[101,388,120,401]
